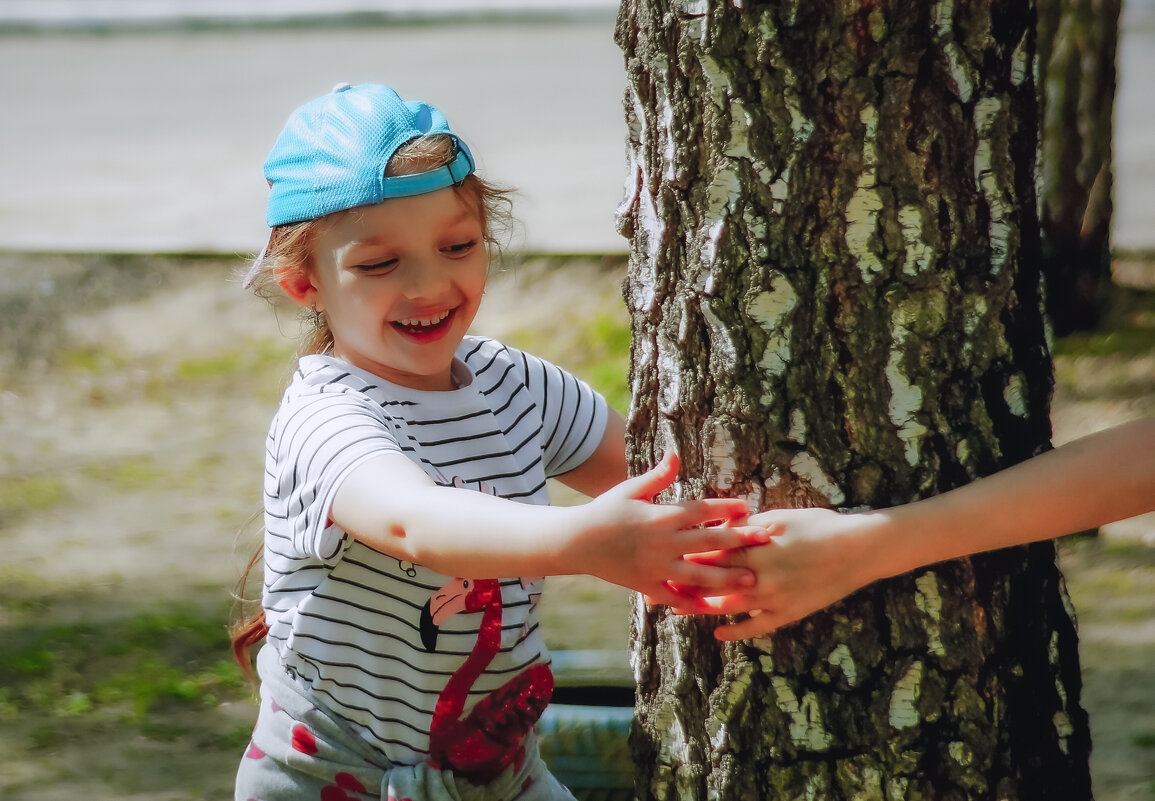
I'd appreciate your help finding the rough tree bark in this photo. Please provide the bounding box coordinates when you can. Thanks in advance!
[615,1,1092,799]
[1037,0,1120,335]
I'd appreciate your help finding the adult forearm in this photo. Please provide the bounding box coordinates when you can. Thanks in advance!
[867,419,1155,579]
[712,419,1154,639]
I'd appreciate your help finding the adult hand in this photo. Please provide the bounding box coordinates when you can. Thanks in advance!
[681,507,886,640]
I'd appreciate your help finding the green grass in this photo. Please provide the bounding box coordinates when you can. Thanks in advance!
[83,455,166,491]
[1115,604,1155,623]
[59,346,130,374]
[0,475,64,522]
[580,313,633,414]
[1052,286,1155,359]
[176,352,249,380]
[175,337,294,381]
[506,310,633,414]
[1052,325,1155,358]
[57,336,295,408]
[0,603,250,743]
[80,454,189,493]
[1100,541,1155,566]
[0,600,255,795]
[1059,539,1155,631]
[168,339,295,402]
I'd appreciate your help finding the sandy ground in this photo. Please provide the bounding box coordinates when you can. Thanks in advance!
[0,252,1152,799]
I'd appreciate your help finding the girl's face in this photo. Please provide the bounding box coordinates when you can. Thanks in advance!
[304,187,488,391]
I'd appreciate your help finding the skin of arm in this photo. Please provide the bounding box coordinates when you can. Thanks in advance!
[330,408,764,607]
[702,418,1155,640]
[551,410,630,498]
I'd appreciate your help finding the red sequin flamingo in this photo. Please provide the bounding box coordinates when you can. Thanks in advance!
[420,577,553,784]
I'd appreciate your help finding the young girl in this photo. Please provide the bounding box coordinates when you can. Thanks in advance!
[232,82,763,801]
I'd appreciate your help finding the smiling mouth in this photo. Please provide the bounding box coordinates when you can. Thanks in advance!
[392,309,453,336]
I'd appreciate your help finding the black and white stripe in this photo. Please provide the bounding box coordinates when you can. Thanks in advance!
[260,336,607,766]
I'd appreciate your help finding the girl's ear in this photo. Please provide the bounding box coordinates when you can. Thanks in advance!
[277,268,319,309]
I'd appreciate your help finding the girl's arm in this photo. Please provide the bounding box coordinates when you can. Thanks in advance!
[330,446,764,608]
[704,418,1155,639]
[552,410,629,497]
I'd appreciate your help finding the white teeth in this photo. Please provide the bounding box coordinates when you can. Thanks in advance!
[397,310,450,327]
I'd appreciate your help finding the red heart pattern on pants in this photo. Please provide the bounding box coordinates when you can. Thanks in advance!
[291,724,318,755]
[320,771,368,801]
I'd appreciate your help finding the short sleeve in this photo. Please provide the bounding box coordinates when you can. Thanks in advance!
[264,389,402,561]
[512,347,609,477]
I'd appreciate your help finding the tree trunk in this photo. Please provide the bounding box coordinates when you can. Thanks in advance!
[615,1,1092,799]
[1037,0,1120,335]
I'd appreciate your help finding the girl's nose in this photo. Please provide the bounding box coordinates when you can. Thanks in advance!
[399,258,451,300]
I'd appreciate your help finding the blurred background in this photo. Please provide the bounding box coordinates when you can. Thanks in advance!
[0,2,1152,799]
[0,0,630,254]
[1,0,1152,254]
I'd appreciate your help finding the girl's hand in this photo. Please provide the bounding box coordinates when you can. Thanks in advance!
[681,507,888,640]
[574,452,769,608]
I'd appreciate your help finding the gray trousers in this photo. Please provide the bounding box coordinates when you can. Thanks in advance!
[235,646,575,801]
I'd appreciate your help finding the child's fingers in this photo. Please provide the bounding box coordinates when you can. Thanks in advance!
[724,525,773,545]
[654,583,754,614]
[699,592,752,614]
[741,525,777,544]
[660,582,730,612]
[611,451,681,502]
[681,549,730,567]
[644,592,700,612]
[663,558,756,592]
[663,589,764,614]
[747,509,786,527]
[675,524,770,556]
[648,585,770,618]
[714,609,783,641]
[760,521,787,538]
[675,497,751,525]
[643,580,705,609]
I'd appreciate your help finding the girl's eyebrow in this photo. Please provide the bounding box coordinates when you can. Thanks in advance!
[336,239,395,266]
[346,236,391,249]
[336,242,391,265]
[443,210,477,227]
[426,212,480,234]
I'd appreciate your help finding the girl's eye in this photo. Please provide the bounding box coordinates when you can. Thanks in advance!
[353,260,397,273]
[442,240,478,256]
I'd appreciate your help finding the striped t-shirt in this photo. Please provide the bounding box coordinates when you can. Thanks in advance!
[259,336,608,773]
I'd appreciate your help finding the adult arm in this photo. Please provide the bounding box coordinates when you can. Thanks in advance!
[705,418,1155,639]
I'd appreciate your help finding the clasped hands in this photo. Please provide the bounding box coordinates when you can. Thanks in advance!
[616,453,870,641]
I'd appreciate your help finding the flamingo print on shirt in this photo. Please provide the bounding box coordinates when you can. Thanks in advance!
[419,577,553,785]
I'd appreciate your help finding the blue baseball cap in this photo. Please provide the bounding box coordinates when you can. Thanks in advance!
[263,82,475,227]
